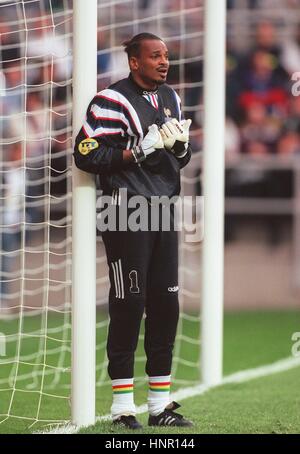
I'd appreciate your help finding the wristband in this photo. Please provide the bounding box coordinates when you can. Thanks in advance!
[131,146,146,163]
[171,140,188,158]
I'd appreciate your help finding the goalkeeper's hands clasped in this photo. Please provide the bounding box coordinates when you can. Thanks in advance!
[160,118,192,157]
[132,124,164,163]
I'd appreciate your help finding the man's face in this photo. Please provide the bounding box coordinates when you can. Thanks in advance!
[130,39,169,89]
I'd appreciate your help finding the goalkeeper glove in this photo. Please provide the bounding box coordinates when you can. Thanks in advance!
[132,124,164,163]
[160,118,192,157]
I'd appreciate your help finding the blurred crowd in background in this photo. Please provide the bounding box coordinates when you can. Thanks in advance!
[1,1,299,184]
[1,0,300,171]
[226,15,300,160]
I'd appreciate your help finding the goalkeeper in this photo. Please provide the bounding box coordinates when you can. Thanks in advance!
[73,33,193,429]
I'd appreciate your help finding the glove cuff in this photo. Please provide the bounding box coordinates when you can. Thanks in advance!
[171,140,188,157]
[131,145,146,163]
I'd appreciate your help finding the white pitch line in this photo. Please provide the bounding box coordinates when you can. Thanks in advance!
[156,356,300,403]
[36,356,300,434]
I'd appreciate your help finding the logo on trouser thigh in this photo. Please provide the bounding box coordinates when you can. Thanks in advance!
[111,259,124,299]
[168,286,179,292]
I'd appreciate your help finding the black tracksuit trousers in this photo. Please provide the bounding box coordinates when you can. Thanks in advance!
[102,205,179,380]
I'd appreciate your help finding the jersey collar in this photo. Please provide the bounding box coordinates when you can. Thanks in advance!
[128,73,159,96]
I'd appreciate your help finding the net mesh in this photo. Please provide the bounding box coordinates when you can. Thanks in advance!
[0,0,203,431]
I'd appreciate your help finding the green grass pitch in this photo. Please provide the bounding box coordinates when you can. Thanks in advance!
[0,310,299,434]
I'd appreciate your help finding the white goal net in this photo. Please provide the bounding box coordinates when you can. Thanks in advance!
[0,0,203,432]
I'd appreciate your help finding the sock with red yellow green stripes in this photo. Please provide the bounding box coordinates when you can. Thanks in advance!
[148,375,171,416]
[111,378,136,420]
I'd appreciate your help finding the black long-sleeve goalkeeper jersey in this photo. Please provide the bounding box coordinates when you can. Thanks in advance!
[73,74,191,198]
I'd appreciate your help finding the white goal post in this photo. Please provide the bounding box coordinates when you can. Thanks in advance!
[201,0,226,386]
[71,0,97,427]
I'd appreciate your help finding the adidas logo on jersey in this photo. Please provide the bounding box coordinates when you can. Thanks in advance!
[168,286,179,292]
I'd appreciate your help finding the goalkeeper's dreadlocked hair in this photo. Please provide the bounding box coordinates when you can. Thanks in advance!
[123,33,164,59]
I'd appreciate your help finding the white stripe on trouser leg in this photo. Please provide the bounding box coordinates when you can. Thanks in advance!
[118,259,124,299]
[112,189,119,205]
[114,261,121,298]
[111,261,120,298]
[113,190,118,205]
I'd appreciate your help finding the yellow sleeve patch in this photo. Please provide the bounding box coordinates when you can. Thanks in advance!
[78,138,99,155]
